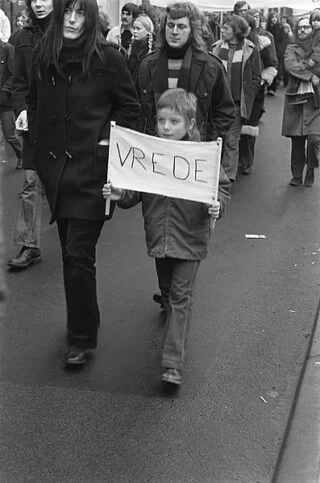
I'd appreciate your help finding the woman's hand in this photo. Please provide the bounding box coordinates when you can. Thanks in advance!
[208,199,220,220]
[308,58,315,68]
[311,74,320,86]
[102,180,123,200]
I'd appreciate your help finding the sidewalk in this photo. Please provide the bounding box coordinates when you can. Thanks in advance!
[273,299,320,483]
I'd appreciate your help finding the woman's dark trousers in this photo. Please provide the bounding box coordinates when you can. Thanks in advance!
[57,218,104,349]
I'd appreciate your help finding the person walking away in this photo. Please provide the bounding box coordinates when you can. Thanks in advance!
[282,16,320,187]
[211,14,261,182]
[27,0,140,365]
[106,3,139,57]
[127,14,154,84]
[103,88,231,385]
[7,0,53,270]
[238,8,277,175]
[0,40,23,169]
[266,12,286,96]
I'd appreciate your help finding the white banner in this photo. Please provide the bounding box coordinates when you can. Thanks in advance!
[108,124,222,204]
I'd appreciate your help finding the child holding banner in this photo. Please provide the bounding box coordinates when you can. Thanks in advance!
[103,89,231,386]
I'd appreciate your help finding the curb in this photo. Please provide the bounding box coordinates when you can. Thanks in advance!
[272,297,320,482]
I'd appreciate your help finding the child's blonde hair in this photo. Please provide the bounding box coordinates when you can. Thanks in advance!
[157,88,201,141]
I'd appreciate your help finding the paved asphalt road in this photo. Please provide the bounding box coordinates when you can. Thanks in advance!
[0,88,320,483]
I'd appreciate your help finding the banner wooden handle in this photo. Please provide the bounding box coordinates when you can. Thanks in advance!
[105,196,110,216]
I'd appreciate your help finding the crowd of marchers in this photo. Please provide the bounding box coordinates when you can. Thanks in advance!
[0,0,319,387]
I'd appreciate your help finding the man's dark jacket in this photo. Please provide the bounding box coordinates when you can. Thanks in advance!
[136,47,235,141]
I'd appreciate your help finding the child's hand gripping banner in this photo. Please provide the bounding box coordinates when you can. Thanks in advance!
[107,123,222,204]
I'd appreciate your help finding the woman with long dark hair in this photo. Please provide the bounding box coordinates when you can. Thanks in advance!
[27,0,140,365]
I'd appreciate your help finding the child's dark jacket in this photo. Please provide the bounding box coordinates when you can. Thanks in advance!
[118,165,231,260]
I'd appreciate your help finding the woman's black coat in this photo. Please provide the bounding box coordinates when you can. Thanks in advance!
[27,43,140,223]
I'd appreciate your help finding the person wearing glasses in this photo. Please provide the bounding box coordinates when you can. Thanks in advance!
[233,1,250,17]
[282,17,320,187]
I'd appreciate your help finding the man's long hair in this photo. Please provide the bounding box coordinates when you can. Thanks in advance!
[157,2,205,51]
[38,0,104,78]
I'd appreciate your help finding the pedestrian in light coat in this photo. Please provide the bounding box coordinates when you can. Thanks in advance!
[238,8,278,175]
[27,0,140,365]
[211,14,261,182]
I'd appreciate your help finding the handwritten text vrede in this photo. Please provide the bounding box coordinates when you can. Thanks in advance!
[108,124,222,204]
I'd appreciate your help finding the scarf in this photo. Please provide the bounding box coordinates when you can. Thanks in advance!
[152,43,193,105]
[218,41,243,102]
[166,39,191,59]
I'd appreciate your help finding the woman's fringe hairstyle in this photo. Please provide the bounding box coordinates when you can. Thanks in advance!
[157,2,206,51]
[37,0,105,79]
[157,88,201,141]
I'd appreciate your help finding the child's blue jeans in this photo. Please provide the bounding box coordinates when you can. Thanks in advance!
[155,257,200,370]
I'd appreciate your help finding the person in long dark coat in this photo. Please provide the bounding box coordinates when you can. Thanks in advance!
[27,0,140,365]
[282,16,320,187]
